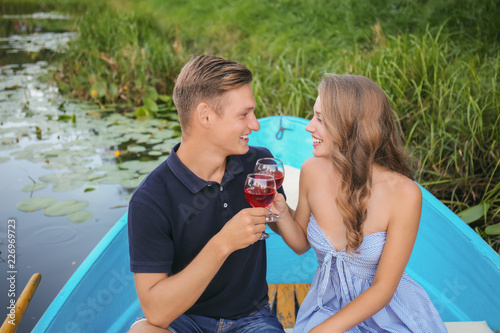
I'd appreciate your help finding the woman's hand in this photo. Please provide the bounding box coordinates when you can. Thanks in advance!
[271,193,290,218]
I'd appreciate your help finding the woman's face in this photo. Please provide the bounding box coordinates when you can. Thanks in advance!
[305,95,333,158]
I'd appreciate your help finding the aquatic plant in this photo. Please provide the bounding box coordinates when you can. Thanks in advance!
[33,0,500,251]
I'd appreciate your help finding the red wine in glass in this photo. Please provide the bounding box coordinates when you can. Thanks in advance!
[271,170,284,189]
[244,173,276,240]
[255,158,285,189]
[254,158,285,221]
[244,187,276,208]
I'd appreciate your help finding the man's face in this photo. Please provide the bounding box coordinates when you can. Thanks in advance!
[210,84,260,156]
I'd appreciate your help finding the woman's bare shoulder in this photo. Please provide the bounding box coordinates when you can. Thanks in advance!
[391,174,421,203]
[384,173,423,225]
[373,168,422,214]
[301,157,331,173]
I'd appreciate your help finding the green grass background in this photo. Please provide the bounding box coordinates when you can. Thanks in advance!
[4,0,499,251]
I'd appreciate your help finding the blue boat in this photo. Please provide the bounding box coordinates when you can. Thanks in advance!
[32,116,500,332]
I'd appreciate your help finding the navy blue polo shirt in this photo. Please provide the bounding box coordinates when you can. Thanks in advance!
[128,143,283,319]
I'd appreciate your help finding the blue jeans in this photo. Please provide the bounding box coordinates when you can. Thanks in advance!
[169,304,284,333]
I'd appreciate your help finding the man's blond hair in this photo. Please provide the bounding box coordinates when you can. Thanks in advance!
[173,55,253,132]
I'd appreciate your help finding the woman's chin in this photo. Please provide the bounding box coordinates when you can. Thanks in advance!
[312,147,325,158]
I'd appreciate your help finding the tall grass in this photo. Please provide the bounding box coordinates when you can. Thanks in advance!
[54,5,183,107]
[336,29,500,250]
[40,0,500,251]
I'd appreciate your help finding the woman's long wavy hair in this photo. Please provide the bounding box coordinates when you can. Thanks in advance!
[319,74,413,254]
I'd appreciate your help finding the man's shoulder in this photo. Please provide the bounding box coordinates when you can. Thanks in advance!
[130,158,173,203]
[249,145,272,156]
[246,145,273,159]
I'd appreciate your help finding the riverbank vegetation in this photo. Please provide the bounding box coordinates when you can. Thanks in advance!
[16,0,500,251]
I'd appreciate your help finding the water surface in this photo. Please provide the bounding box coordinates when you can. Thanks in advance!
[0,9,177,332]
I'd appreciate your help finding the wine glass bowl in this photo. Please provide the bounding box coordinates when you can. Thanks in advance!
[254,158,285,222]
[244,173,276,240]
[254,158,285,189]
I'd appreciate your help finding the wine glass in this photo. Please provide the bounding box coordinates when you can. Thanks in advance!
[254,158,285,222]
[244,173,276,240]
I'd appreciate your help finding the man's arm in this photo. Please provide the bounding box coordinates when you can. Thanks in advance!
[134,207,269,328]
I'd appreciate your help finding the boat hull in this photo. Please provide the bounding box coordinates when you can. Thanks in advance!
[33,116,500,332]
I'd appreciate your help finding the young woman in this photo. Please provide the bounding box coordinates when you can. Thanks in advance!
[273,74,447,332]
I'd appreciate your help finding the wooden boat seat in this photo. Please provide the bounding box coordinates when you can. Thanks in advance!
[268,283,310,329]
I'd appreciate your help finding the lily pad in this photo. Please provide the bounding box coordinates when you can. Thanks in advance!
[120,178,143,189]
[152,138,178,152]
[154,129,176,140]
[67,210,93,223]
[119,160,144,171]
[52,181,85,192]
[42,161,70,169]
[39,173,68,184]
[147,138,164,145]
[98,170,136,184]
[21,183,48,192]
[128,145,146,153]
[44,200,88,216]
[148,151,162,156]
[95,164,119,171]
[17,196,57,212]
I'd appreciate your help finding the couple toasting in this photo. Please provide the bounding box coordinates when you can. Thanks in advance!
[128,55,447,332]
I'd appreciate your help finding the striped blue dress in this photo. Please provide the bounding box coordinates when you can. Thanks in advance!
[294,215,447,333]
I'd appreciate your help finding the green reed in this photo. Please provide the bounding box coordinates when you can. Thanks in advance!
[37,0,500,251]
[53,5,182,107]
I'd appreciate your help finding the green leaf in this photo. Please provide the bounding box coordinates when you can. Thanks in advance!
[84,187,96,192]
[44,200,89,216]
[134,106,153,118]
[21,183,48,192]
[485,223,500,236]
[158,94,172,103]
[120,178,142,189]
[148,150,162,156]
[52,181,85,192]
[57,115,73,122]
[144,86,158,101]
[90,81,107,98]
[17,196,57,212]
[127,145,146,153]
[457,203,490,224]
[143,97,159,113]
[108,83,118,97]
[67,210,93,223]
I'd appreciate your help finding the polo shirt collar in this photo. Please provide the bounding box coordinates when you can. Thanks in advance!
[167,143,245,193]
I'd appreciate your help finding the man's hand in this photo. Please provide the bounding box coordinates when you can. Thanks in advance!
[134,207,268,328]
[217,207,269,253]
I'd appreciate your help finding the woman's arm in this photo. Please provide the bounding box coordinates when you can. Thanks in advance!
[273,159,317,255]
[309,180,423,333]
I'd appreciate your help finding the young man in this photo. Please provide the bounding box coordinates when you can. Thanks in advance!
[128,55,285,332]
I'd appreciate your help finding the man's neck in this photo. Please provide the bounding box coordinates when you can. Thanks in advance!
[176,138,227,183]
